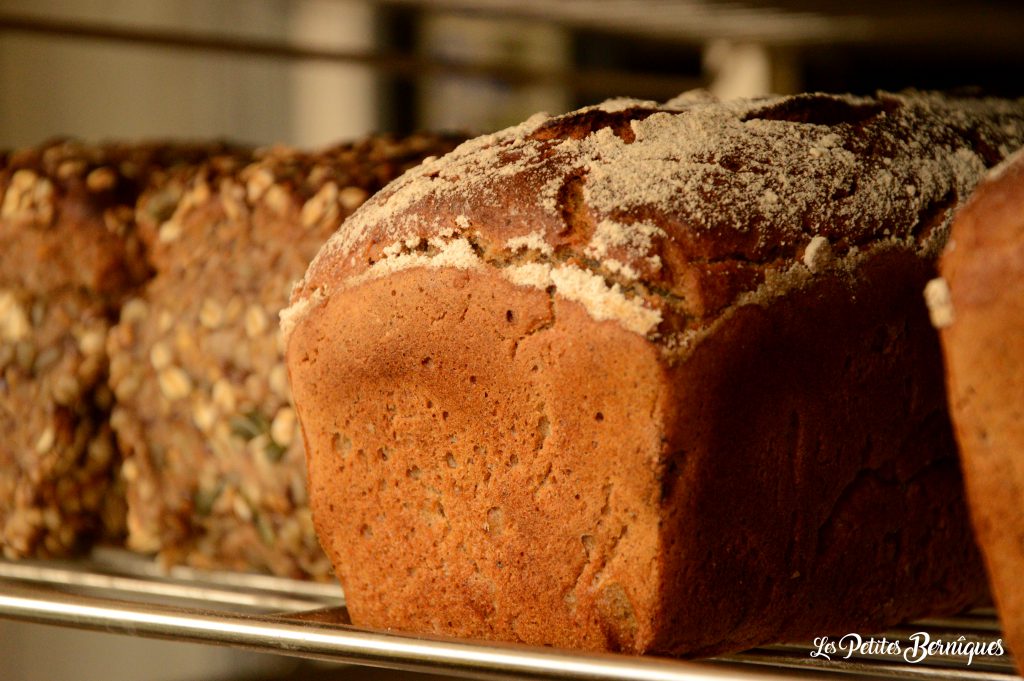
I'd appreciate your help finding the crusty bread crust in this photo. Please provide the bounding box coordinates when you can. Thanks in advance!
[287,92,1024,654]
[937,148,1024,667]
[287,91,1024,347]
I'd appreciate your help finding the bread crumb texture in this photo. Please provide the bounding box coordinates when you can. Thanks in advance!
[289,91,1024,347]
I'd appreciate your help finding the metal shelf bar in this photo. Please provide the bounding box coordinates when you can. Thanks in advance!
[0,555,1017,681]
[0,579,793,681]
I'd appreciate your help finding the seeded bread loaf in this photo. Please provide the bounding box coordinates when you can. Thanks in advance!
[929,148,1024,668]
[107,134,463,578]
[285,92,1024,655]
[0,140,234,559]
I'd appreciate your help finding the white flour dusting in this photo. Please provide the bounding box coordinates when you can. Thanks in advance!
[285,90,1024,343]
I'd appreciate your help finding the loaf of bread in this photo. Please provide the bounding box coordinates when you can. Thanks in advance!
[0,140,235,559]
[285,92,1024,655]
[930,147,1024,668]
[107,134,464,578]
[0,133,462,573]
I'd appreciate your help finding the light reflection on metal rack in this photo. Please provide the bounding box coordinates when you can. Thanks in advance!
[0,559,331,614]
[0,553,1018,681]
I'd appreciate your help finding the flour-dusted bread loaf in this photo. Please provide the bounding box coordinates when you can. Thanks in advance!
[107,134,463,578]
[0,140,233,559]
[930,147,1024,667]
[285,92,1024,655]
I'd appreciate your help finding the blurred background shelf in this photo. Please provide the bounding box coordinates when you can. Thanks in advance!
[1,0,1022,148]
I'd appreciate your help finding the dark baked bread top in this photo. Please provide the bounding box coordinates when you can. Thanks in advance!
[286,92,1024,346]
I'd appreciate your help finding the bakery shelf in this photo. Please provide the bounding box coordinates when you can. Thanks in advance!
[0,551,1017,681]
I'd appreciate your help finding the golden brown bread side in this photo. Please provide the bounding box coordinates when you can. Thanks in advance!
[286,91,1024,656]
[931,148,1024,668]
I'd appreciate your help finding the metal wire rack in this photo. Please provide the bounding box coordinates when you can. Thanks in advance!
[0,550,1017,681]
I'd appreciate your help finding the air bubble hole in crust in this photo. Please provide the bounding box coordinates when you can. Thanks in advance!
[536,416,550,450]
[740,94,889,126]
[486,507,504,536]
[526,107,658,143]
[331,432,353,459]
[581,534,596,554]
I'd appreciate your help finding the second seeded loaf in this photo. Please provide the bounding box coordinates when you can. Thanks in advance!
[107,134,464,578]
[285,91,1024,655]
[0,140,237,559]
